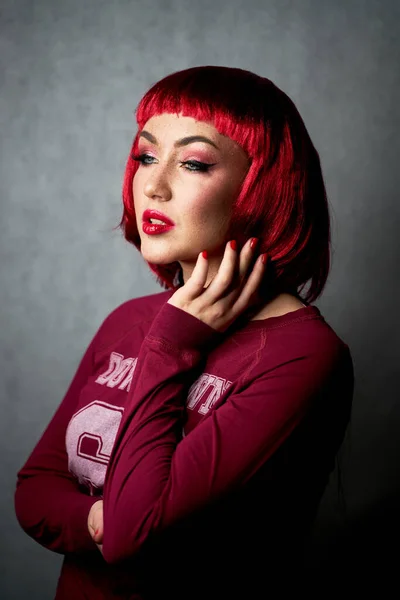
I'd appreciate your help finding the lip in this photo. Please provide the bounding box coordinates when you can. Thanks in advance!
[142,222,174,235]
[142,209,175,226]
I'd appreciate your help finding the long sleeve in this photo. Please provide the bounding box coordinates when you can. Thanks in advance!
[15,334,101,554]
[102,302,353,564]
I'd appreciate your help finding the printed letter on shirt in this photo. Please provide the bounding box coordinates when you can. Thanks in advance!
[66,401,124,493]
[95,352,137,392]
[187,373,232,415]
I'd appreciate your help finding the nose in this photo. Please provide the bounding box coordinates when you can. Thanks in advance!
[143,164,172,202]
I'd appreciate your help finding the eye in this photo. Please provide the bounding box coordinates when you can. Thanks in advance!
[131,154,216,173]
[131,153,156,165]
[180,160,216,173]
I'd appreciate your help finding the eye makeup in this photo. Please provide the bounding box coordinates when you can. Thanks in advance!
[131,153,216,173]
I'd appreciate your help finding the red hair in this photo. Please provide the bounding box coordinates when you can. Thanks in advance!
[120,66,331,303]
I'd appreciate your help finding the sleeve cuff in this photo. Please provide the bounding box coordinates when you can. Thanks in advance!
[147,302,224,353]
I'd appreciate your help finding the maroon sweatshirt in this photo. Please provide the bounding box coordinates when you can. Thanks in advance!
[15,289,354,598]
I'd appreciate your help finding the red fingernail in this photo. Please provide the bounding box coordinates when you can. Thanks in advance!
[230,240,237,251]
[261,253,268,265]
[250,238,258,250]
[94,529,99,536]
[202,250,208,259]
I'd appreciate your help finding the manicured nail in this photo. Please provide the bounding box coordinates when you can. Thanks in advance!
[261,253,268,265]
[230,240,237,251]
[94,529,99,536]
[202,250,208,259]
[250,238,258,250]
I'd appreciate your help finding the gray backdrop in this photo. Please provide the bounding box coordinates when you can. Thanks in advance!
[1,0,399,598]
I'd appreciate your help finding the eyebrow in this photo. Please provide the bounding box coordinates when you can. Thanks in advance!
[139,130,219,150]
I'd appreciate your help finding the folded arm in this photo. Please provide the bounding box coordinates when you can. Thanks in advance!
[102,303,352,563]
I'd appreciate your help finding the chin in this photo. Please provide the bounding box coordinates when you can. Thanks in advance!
[139,235,200,265]
[140,246,179,265]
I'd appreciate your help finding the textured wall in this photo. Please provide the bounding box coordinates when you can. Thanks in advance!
[1,0,399,597]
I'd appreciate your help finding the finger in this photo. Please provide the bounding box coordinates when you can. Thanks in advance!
[203,240,238,302]
[93,527,104,543]
[238,238,259,281]
[183,251,209,300]
[232,253,268,314]
[88,519,98,537]
[229,237,260,299]
[93,508,104,543]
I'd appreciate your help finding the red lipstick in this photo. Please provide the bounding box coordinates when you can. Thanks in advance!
[142,209,175,235]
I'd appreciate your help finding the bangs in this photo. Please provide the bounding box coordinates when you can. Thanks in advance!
[135,66,267,157]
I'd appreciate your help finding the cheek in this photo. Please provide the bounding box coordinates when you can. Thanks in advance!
[132,171,146,223]
[185,176,236,216]
[132,171,141,203]
[181,183,234,236]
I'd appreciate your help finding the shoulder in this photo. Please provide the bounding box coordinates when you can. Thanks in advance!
[92,289,175,350]
[239,297,352,377]
[264,306,353,384]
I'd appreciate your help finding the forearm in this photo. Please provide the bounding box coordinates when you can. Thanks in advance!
[102,304,218,563]
[101,303,350,565]
[15,473,100,554]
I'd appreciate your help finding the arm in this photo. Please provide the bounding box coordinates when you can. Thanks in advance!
[102,302,352,564]
[15,334,101,554]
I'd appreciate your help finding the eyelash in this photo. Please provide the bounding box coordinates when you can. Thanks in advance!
[131,153,215,173]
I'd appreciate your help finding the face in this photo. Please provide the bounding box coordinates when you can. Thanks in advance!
[132,113,250,276]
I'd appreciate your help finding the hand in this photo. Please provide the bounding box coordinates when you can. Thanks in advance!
[88,499,104,554]
[168,238,268,333]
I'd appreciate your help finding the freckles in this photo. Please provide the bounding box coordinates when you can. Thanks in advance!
[184,185,234,228]
[193,175,231,204]
[132,171,143,197]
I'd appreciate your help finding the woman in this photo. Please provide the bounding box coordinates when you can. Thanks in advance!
[15,66,354,599]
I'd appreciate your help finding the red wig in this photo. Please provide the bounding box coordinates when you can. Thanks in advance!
[120,66,331,304]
